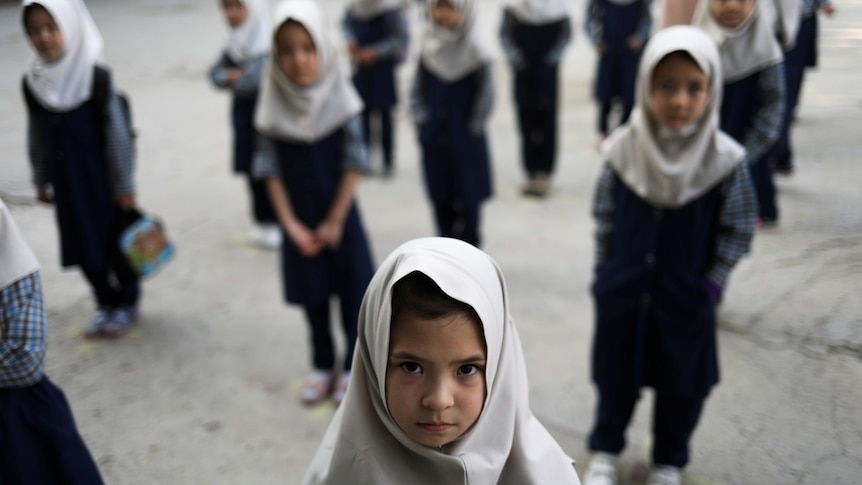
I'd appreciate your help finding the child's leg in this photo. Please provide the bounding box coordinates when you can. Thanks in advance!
[248,176,278,224]
[598,101,613,136]
[588,391,639,455]
[432,203,457,239]
[380,109,394,173]
[361,108,373,148]
[751,158,778,222]
[619,102,635,127]
[538,106,557,175]
[81,268,119,309]
[337,293,362,372]
[651,393,706,468]
[303,302,336,370]
[459,204,481,248]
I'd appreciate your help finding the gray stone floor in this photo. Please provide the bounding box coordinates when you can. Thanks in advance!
[1,0,860,483]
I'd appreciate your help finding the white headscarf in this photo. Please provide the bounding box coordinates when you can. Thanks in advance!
[303,237,581,485]
[0,198,40,291]
[420,0,491,82]
[693,0,783,83]
[505,0,570,25]
[600,26,746,209]
[21,0,104,112]
[224,0,272,63]
[350,0,405,20]
[766,0,801,49]
[254,0,363,143]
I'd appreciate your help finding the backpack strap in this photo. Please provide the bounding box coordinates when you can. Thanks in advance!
[92,65,112,136]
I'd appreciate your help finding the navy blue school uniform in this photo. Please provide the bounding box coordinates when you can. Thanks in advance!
[345,10,399,111]
[721,68,785,222]
[505,13,569,176]
[590,173,723,467]
[272,130,374,310]
[0,377,104,485]
[416,63,492,247]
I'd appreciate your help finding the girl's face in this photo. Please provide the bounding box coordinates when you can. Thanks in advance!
[710,0,755,28]
[275,21,319,87]
[385,311,487,448]
[650,53,710,130]
[430,1,463,30]
[24,5,64,62]
[222,0,249,29]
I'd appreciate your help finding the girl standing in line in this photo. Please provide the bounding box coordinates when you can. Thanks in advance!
[302,237,581,484]
[343,0,409,177]
[410,0,494,248]
[499,0,572,198]
[0,197,104,485]
[21,0,140,338]
[583,26,756,485]
[586,0,653,142]
[695,0,786,226]
[253,0,375,405]
[210,0,281,250]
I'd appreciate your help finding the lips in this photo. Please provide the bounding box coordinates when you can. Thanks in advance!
[418,422,454,432]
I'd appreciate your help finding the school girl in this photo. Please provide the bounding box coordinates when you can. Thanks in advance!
[583,26,756,485]
[767,0,836,175]
[410,0,494,248]
[586,0,653,140]
[499,0,572,197]
[303,237,581,484]
[210,0,281,249]
[695,0,787,226]
[343,0,409,177]
[253,0,375,405]
[21,0,140,338]
[0,198,104,485]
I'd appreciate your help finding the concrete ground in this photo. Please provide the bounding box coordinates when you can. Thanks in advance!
[1,0,861,483]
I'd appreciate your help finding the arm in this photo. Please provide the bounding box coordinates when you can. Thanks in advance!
[409,63,428,126]
[469,63,495,135]
[743,63,786,164]
[545,17,572,66]
[592,164,616,266]
[103,79,136,210]
[705,163,757,287]
[229,54,266,96]
[0,272,47,389]
[633,0,654,44]
[499,9,526,68]
[585,0,603,45]
[253,135,323,257]
[314,116,369,249]
[208,52,233,89]
[361,10,409,62]
[25,100,51,203]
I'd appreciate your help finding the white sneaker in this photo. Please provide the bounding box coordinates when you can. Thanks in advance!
[646,465,681,485]
[584,452,618,485]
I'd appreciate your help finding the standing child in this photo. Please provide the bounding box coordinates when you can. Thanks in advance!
[695,0,786,226]
[253,0,375,405]
[210,0,281,249]
[343,0,409,177]
[586,0,653,141]
[499,0,572,197]
[584,26,756,485]
[0,198,104,485]
[410,0,494,248]
[302,237,581,484]
[21,0,140,338]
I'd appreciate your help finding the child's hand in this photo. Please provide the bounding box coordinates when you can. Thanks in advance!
[314,217,345,250]
[595,41,607,54]
[357,48,376,66]
[821,3,836,16]
[36,186,52,204]
[347,41,359,58]
[114,193,136,211]
[286,220,323,257]
[626,36,643,51]
[226,68,244,85]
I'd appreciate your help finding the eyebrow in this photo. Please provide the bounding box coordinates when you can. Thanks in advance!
[389,351,487,365]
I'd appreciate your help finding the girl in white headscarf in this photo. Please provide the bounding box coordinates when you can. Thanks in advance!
[409,0,494,248]
[21,0,141,339]
[499,0,572,197]
[209,0,281,250]
[252,0,375,405]
[694,0,787,226]
[342,0,409,177]
[583,26,756,485]
[0,198,104,484]
[303,237,581,484]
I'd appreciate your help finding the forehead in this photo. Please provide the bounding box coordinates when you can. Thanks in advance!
[276,20,313,44]
[24,4,55,24]
[390,313,486,357]
[652,53,708,80]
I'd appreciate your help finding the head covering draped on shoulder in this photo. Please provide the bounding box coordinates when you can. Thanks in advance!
[505,0,570,25]
[350,0,405,20]
[224,0,272,63]
[693,0,783,82]
[302,237,580,485]
[600,26,746,209]
[0,198,40,291]
[420,0,491,82]
[254,0,363,143]
[21,0,104,111]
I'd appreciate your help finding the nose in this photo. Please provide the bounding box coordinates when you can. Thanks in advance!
[421,378,455,411]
